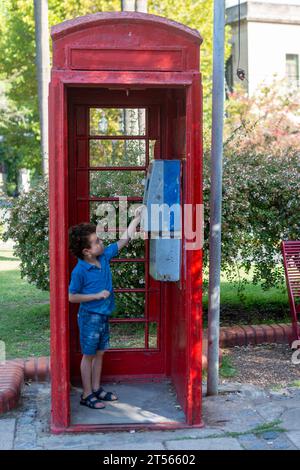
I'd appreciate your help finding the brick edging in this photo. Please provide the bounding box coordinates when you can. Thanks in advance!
[0,361,24,414]
[218,323,297,348]
[23,356,51,382]
[0,323,297,414]
[0,357,50,414]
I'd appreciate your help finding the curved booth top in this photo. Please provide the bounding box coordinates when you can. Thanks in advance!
[51,12,202,72]
[51,11,203,43]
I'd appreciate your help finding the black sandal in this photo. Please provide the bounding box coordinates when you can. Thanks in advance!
[93,386,118,401]
[80,392,106,409]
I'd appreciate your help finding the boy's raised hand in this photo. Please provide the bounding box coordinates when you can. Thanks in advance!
[94,290,111,300]
[117,205,145,251]
[134,205,144,220]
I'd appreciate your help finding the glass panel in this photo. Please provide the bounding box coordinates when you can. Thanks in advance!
[286,54,299,87]
[90,202,146,255]
[111,262,145,289]
[148,323,158,349]
[149,139,157,162]
[113,292,145,319]
[90,201,118,241]
[90,139,146,167]
[119,238,145,258]
[90,171,145,198]
[109,322,145,349]
[90,108,146,136]
[90,201,144,230]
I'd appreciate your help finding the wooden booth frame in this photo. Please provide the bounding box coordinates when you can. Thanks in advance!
[49,12,203,433]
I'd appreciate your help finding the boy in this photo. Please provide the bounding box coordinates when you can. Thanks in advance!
[68,210,142,410]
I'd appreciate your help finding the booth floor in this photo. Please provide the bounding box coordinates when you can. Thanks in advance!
[70,380,186,425]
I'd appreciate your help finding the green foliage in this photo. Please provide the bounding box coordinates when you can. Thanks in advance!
[48,0,120,25]
[0,0,224,191]
[0,0,121,191]
[2,179,49,290]
[90,193,146,315]
[4,141,299,295]
[225,81,300,157]
[0,0,40,193]
[0,100,41,195]
[202,82,300,290]
[2,2,298,298]
[0,1,37,108]
[219,355,237,378]
[90,170,144,197]
[2,177,147,321]
[148,0,231,143]
[203,150,300,289]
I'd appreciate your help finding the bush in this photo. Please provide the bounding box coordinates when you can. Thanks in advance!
[203,151,300,289]
[2,179,146,316]
[2,179,49,291]
[3,83,299,294]
[224,81,300,158]
[204,81,300,289]
[4,150,299,295]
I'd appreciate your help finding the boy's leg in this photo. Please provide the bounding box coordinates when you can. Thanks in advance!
[78,310,106,407]
[79,355,103,406]
[92,350,118,401]
[92,350,105,392]
[91,315,117,401]
[80,354,94,397]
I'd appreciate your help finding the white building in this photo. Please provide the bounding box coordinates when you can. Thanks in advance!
[225,1,300,94]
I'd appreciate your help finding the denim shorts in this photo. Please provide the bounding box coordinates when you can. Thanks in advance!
[77,308,110,355]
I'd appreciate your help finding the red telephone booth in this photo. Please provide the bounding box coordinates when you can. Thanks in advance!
[49,12,203,433]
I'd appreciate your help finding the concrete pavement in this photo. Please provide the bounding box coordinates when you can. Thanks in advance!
[1,381,300,450]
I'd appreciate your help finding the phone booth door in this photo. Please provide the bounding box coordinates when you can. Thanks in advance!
[68,88,165,383]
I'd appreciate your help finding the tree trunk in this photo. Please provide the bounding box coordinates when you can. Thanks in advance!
[121,1,147,12]
[34,0,50,176]
[121,0,135,11]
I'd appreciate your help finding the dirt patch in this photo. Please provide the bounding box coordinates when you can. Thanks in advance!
[222,343,300,389]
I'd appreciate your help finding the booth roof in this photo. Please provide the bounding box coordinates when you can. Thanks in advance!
[51,11,203,45]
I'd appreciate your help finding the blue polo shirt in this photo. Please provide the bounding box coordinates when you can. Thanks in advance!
[69,242,119,315]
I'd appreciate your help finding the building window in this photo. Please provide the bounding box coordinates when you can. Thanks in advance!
[286,54,299,88]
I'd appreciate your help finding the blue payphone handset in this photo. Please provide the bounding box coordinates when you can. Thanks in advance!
[141,160,181,281]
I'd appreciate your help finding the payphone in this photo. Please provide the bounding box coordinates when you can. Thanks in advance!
[142,160,181,281]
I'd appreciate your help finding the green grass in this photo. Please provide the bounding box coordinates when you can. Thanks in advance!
[219,355,237,378]
[0,249,291,358]
[0,269,49,306]
[202,270,290,326]
[202,355,237,379]
[247,420,286,436]
[0,303,50,358]
[0,250,50,358]
[289,380,300,388]
[165,420,286,442]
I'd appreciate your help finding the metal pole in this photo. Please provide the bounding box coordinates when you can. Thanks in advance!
[207,0,225,396]
[121,0,147,12]
[34,0,50,176]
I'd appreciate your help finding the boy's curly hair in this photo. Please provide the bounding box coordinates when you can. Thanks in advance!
[68,223,96,259]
